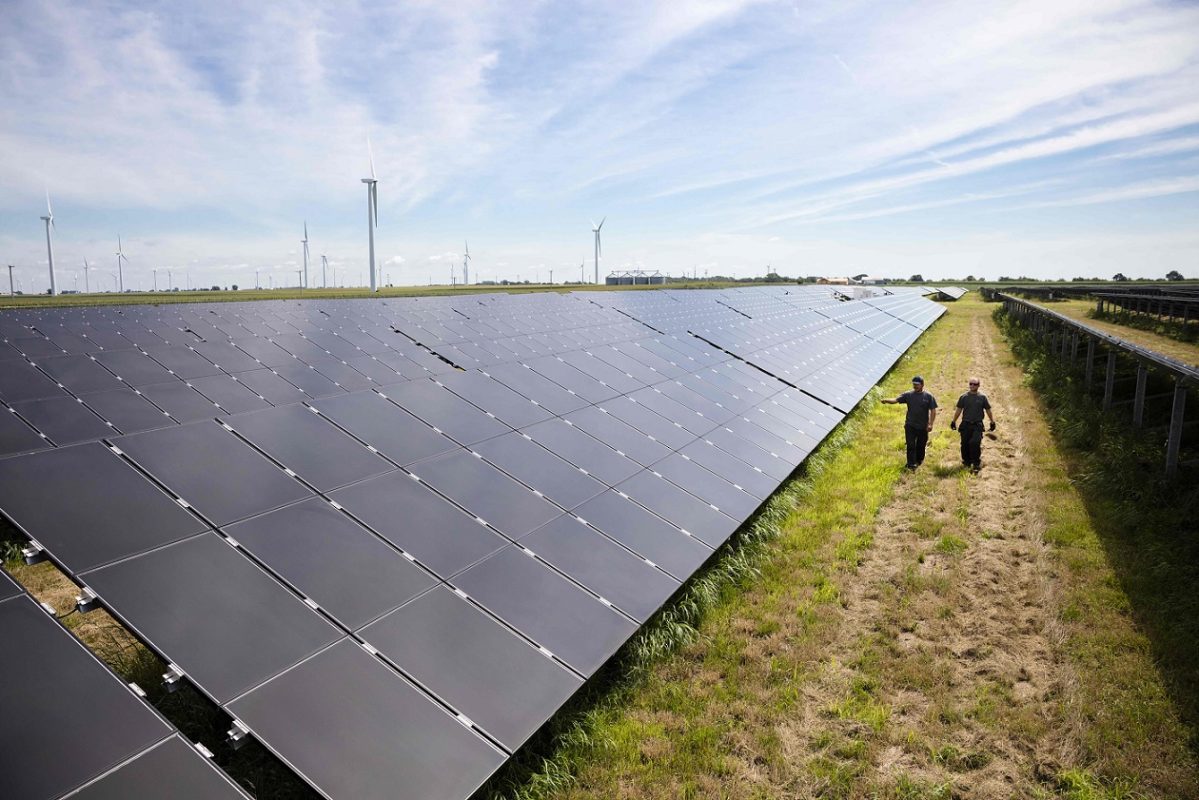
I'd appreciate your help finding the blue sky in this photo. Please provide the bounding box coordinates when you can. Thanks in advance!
[2,0,1197,292]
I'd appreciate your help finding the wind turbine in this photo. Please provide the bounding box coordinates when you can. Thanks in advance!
[41,194,57,296]
[301,222,310,288]
[361,139,379,292]
[7,265,14,297]
[591,217,605,284]
[153,268,159,292]
[321,254,329,288]
[115,236,129,293]
[463,241,471,285]
[82,258,91,293]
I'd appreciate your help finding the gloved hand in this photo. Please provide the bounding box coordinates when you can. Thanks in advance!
[989,421,996,432]
[950,421,957,431]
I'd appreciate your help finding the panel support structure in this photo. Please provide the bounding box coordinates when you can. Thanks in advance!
[1165,383,1186,478]
[1103,351,1117,411]
[1133,365,1148,428]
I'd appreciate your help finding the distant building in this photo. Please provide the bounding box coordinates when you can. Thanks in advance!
[857,276,888,285]
[817,276,851,285]
[606,270,667,285]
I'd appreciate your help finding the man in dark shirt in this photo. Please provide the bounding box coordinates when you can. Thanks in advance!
[881,376,937,469]
[950,377,996,472]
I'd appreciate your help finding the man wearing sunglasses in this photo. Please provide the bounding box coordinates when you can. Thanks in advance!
[949,377,996,472]
[881,376,937,469]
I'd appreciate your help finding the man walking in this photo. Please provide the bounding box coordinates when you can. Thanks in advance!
[950,377,996,472]
[881,376,937,469]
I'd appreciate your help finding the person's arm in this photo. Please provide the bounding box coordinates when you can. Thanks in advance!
[950,407,962,429]
[881,398,897,404]
[928,407,937,431]
[984,397,995,428]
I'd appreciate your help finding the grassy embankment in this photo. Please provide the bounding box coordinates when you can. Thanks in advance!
[494,295,1197,799]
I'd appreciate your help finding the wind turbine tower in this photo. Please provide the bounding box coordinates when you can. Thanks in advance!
[115,236,129,293]
[591,217,605,284]
[41,194,57,296]
[463,241,471,285]
[83,258,91,293]
[321,254,329,288]
[361,141,379,292]
[301,222,310,288]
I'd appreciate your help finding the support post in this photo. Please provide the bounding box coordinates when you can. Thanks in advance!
[1165,383,1186,478]
[1133,365,1147,428]
[1071,332,1080,366]
[1085,339,1095,387]
[1103,351,1117,411]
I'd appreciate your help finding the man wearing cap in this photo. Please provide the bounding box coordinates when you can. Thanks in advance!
[881,376,937,469]
[949,377,996,472]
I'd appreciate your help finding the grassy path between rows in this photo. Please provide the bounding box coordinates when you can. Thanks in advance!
[529,295,1196,799]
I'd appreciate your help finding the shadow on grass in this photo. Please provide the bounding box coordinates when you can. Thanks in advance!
[996,310,1199,767]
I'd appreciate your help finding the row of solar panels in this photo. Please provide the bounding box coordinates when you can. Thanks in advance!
[0,286,944,799]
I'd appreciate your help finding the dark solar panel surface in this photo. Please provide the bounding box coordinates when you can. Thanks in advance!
[0,287,943,799]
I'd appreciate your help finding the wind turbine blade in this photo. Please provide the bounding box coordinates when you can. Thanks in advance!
[598,217,605,230]
[46,192,53,218]
[371,183,379,227]
[589,219,596,230]
[304,220,308,239]
[367,136,377,180]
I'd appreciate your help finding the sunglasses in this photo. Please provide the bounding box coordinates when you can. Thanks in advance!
[969,382,979,386]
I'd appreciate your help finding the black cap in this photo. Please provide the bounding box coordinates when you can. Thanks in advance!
[912,376,924,384]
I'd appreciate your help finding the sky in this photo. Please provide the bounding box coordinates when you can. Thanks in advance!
[1,0,1197,292]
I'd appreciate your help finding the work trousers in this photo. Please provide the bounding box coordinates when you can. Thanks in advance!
[904,425,928,466]
[959,421,984,466]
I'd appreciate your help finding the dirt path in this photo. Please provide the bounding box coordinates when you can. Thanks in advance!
[780,307,1074,796]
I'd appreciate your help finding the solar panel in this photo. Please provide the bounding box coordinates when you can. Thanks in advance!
[0,404,49,456]
[222,498,436,630]
[81,388,175,434]
[67,736,250,800]
[471,432,606,510]
[360,586,583,750]
[452,545,638,676]
[521,515,681,622]
[226,639,505,800]
[409,450,562,540]
[222,404,394,491]
[136,381,220,422]
[12,395,113,445]
[0,442,209,572]
[187,375,272,414]
[617,470,738,547]
[310,389,457,465]
[329,469,508,577]
[382,379,510,445]
[523,418,642,486]
[80,532,341,704]
[113,421,312,526]
[35,354,125,395]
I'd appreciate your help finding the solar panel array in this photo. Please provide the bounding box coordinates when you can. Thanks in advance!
[0,285,943,799]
